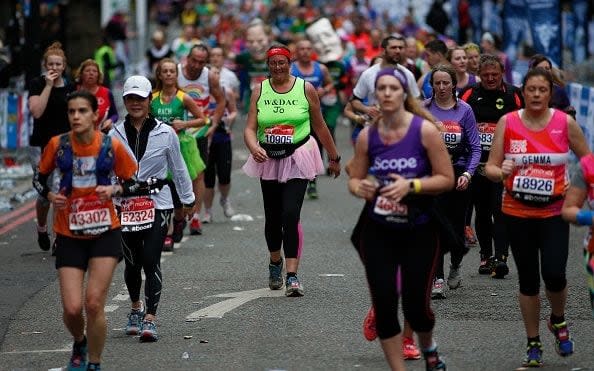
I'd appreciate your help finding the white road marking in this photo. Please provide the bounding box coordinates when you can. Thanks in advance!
[104,304,119,312]
[112,294,130,301]
[186,288,284,320]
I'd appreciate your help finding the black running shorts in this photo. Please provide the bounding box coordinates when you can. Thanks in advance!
[54,228,123,270]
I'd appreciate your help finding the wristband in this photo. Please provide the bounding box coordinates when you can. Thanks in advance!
[576,210,593,226]
[329,155,341,163]
[412,179,422,194]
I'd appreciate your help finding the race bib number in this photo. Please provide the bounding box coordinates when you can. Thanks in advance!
[478,122,496,150]
[264,125,295,144]
[120,196,155,232]
[512,176,554,196]
[68,195,111,236]
[373,195,408,223]
[439,120,462,148]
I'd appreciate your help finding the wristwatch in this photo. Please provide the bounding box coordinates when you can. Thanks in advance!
[329,155,341,163]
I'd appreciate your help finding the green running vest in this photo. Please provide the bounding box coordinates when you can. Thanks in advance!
[256,77,310,145]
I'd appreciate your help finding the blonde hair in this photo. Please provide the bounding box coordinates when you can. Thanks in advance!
[462,42,480,54]
[76,59,104,85]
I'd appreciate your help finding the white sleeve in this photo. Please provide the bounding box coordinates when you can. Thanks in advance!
[166,131,195,205]
[352,69,371,101]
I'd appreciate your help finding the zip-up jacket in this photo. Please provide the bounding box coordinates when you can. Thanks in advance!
[110,115,194,209]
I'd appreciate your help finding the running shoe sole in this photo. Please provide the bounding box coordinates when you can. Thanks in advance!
[125,327,140,336]
[492,262,509,279]
[139,332,158,342]
[285,288,304,297]
[547,321,574,357]
[38,231,51,251]
[522,359,544,367]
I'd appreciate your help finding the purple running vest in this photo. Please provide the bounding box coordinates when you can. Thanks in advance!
[367,115,431,226]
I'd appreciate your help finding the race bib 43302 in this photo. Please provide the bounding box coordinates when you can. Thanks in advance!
[68,195,111,236]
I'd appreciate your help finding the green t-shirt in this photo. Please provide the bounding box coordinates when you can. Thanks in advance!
[256,77,310,144]
[150,90,186,125]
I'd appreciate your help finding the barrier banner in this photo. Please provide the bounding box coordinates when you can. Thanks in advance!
[0,90,30,150]
[0,91,6,149]
[569,83,594,150]
[6,92,18,149]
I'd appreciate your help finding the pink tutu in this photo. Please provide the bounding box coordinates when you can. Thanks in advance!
[242,137,324,183]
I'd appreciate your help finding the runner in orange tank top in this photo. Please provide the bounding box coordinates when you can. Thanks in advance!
[33,91,137,371]
[485,68,589,367]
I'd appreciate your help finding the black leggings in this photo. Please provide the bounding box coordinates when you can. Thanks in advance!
[471,173,509,258]
[260,178,308,259]
[122,209,171,315]
[360,219,440,339]
[506,214,569,296]
[205,140,232,188]
[435,185,470,278]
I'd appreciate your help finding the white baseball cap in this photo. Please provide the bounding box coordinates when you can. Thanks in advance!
[123,75,152,98]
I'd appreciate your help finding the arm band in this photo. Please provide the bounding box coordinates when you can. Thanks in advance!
[32,169,50,199]
[576,210,593,226]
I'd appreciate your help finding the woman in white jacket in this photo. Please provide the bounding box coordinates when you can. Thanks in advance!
[110,75,194,342]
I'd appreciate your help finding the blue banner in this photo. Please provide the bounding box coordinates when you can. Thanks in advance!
[571,0,589,64]
[502,0,529,66]
[468,0,483,43]
[525,0,561,66]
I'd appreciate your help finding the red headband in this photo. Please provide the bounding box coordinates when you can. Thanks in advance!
[267,47,291,60]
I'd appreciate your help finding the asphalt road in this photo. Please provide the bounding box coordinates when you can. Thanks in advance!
[0,119,593,371]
